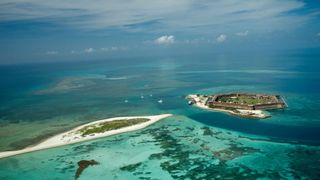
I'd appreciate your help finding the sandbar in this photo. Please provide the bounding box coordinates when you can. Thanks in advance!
[0,114,172,159]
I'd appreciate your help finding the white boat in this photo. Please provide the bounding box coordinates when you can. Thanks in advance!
[158,99,163,104]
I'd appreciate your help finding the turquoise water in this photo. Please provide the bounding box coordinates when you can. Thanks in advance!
[0,50,320,179]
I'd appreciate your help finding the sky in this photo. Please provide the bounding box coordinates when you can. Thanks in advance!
[0,0,320,64]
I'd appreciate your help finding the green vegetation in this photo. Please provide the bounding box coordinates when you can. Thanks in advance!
[80,118,150,136]
[217,95,273,105]
[208,104,215,109]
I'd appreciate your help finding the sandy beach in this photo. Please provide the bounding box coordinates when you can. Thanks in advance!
[0,114,172,159]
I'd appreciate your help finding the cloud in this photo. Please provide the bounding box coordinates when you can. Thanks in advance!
[155,35,175,45]
[72,46,127,54]
[0,0,314,34]
[100,47,109,51]
[46,51,58,55]
[236,30,249,37]
[100,46,126,51]
[84,48,94,53]
[216,34,227,43]
[71,50,77,54]
[110,46,119,51]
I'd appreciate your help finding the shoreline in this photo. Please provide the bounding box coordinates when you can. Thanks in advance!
[0,114,172,159]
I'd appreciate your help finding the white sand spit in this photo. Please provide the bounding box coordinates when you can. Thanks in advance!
[0,114,172,159]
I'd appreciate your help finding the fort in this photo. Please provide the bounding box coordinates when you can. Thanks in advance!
[206,93,286,110]
[187,93,287,119]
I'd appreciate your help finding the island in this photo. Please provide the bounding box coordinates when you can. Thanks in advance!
[0,114,172,159]
[186,93,287,119]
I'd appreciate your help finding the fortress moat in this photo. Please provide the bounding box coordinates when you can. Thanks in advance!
[187,93,287,119]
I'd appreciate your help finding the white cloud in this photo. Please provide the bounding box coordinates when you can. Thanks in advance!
[216,34,227,43]
[111,46,119,51]
[46,51,58,55]
[71,46,127,54]
[100,47,109,51]
[84,48,94,53]
[236,30,249,37]
[0,0,313,34]
[101,46,126,51]
[155,35,175,45]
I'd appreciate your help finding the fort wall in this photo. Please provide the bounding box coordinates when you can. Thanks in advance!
[206,93,286,110]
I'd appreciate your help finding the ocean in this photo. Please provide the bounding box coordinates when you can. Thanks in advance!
[0,49,319,179]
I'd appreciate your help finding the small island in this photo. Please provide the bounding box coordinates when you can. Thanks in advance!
[0,114,172,159]
[187,93,287,119]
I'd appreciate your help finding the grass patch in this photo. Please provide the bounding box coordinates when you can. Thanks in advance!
[79,118,150,136]
[217,95,274,105]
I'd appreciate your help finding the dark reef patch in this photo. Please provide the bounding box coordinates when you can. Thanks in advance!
[143,126,265,179]
[212,144,259,161]
[74,160,99,180]
[120,162,143,172]
[71,143,100,155]
[201,126,214,136]
[288,147,320,179]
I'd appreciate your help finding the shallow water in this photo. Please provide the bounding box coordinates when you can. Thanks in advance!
[1,117,319,179]
[0,50,320,179]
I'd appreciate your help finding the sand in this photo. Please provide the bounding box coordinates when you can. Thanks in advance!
[0,114,172,159]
